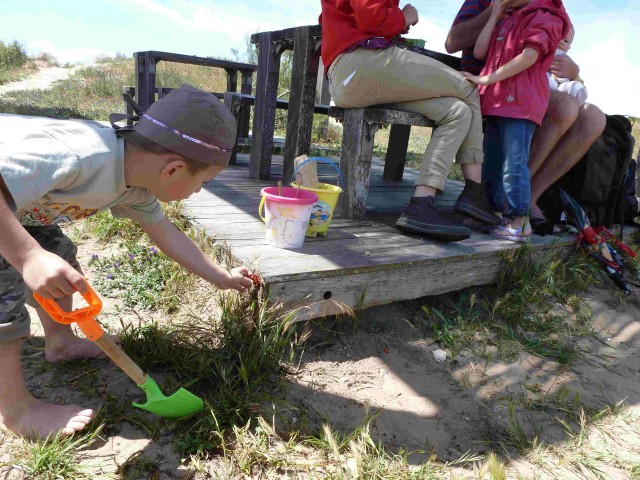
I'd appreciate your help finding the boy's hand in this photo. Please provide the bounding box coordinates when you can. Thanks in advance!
[22,250,87,299]
[221,266,257,293]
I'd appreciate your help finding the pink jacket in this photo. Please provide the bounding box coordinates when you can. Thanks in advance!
[478,0,570,125]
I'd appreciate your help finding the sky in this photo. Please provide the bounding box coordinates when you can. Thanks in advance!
[1,0,639,116]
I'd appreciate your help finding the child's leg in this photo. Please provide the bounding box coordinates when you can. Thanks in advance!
[0,338,94,440]
[0,247,94,439]
[499,118,536,220]
[22,226,106,362]
[482,116,506,213]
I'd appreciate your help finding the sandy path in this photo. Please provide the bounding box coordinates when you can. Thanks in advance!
[0,65,81,94]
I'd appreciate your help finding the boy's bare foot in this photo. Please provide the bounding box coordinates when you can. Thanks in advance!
[45,334,118,363]
[1,397,94,440]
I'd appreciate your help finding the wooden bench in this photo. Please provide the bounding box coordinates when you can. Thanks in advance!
[128,50,256,163]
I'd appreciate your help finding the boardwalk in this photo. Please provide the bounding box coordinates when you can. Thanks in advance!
[185,154,576,320]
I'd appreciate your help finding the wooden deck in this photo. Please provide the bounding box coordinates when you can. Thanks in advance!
[185,154,577,320]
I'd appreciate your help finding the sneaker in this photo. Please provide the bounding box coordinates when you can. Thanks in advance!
[490,221,532,242]
[454,180,502,225]
[396,196,471,242]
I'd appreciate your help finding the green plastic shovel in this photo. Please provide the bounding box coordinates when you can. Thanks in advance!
[34,280,203,419]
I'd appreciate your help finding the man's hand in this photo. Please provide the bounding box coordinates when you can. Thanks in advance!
[549,53,580,80]
[21,250,87,299]
[402,4,419,30]
[462,71,492,86]
[219,266,257,293]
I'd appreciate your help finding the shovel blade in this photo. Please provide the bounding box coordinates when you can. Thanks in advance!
[133,376,203,418]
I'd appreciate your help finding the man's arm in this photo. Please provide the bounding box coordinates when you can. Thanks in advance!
[0,175,86,298]
[141,218,254,292]
[445,7,493,53]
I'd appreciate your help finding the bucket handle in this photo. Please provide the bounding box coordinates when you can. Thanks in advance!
[259,196,266,223]
[290,157,344,188]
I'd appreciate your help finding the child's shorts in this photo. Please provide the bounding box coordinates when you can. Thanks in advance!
[0,225,82,344]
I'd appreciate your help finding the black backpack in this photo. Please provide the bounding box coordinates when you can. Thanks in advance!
[539,114,636,228]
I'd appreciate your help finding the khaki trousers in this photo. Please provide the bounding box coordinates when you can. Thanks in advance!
[328,46,483,191]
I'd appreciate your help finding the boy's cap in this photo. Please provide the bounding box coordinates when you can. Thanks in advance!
[111,84,237,166]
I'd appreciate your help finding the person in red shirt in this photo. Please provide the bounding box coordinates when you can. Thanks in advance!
[463,0,570,241]
[446,0,606,235]
[320,0,501,242]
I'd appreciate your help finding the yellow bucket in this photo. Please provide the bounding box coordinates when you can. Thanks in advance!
[291,157,343,237]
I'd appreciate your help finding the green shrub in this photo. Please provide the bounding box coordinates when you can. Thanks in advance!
[0,40,28,70]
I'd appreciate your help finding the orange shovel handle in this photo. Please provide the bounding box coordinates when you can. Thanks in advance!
[33,279,105,341]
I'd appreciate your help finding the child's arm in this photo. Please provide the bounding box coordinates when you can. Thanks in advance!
[473,0,509,61]
[141,218,254,292]
[0,177,86,298]
[464,47,539,86]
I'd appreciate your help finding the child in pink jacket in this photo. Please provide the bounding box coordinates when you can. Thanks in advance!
[464,0,570,241]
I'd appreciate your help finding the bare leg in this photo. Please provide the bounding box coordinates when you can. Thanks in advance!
[0,339,94,440]
[38,296,107,363]
[529,91,579,179]
[530,101,606,220]
[461,163,482,183]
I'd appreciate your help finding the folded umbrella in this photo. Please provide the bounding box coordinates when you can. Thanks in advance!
[559,189,634,295]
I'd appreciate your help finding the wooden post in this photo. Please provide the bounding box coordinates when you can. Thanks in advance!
[384,124,411,181]
[283,26,319,184]
[225,68,238,93]
[238,70,253,140]
[224,92,241,165]
[250,32,282,180]
[336,109,377,219]
[122,86,136,126]
[134,51,156,112]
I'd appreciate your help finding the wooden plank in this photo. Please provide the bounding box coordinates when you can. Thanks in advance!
[133,50,256,71]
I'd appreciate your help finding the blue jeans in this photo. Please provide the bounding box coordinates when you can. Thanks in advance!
[482,116,536,218]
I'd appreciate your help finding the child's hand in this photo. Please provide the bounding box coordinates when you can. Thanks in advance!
[22,250,87,299]
[490,0,510,19]
[462,72,491,86]
[221,266,258,293]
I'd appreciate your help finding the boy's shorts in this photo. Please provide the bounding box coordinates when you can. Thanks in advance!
[0,225,82,344]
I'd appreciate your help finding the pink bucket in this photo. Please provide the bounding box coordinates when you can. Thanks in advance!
[259,187,318,248]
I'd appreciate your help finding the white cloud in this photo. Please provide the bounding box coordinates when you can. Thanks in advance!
[26,40,115,65]
[125,0,281,41]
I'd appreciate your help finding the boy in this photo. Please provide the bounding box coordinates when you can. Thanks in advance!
[0,84,256,440]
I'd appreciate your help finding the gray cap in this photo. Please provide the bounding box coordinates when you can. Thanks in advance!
[111,84,237,166]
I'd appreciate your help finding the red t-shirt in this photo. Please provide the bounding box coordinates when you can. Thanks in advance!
[319,0,406,72]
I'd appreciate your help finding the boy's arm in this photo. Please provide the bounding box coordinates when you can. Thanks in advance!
[140,218,254,292]
[464,47,539,85]
[0,175,86,298]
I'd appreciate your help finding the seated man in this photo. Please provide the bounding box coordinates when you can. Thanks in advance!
[445,0,606,233]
